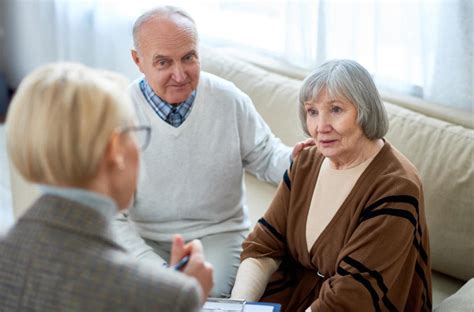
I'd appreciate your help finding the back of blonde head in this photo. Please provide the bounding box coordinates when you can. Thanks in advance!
[6,63,134,186]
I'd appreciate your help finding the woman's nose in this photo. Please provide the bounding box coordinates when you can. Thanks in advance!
[316,114,332,133]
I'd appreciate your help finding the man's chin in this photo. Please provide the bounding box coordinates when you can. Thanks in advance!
[166,94,192,105]
[164,85,194,103]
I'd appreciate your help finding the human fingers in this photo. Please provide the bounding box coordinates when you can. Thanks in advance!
[185,258,214,303]
[198,261,214,301]
[170,234,186,266]
[291,142,305,160]
[302,137,316,147]
[181,240,213,299]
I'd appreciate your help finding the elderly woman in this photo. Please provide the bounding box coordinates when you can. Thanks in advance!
[0,63,212,310]
[231,60,432,311]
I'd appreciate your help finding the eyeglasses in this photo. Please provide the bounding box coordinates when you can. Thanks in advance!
[120,125,152,151]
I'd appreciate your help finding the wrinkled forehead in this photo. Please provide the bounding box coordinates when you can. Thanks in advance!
[137,14,197,47]
[303,82,350,105]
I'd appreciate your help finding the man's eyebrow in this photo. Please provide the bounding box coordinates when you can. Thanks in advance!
[152,54,169,62]
[183,50,198,57]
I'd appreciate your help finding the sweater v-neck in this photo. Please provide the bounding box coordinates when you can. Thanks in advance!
[135,79,204,137]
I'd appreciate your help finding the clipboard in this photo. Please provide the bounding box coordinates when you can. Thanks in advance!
[202,298,246,311]
[202,298,281,312]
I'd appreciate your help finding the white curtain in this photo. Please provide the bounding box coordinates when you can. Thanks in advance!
[316,0,473,111]
[184,0,473,111]
[5,0,473,111]
[52,0,141,79]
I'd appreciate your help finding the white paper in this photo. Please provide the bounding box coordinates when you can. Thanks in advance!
[201,301,274,312]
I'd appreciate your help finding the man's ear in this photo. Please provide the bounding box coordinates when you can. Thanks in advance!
[131,49,142,69]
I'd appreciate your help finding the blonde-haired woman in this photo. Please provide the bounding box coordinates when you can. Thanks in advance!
[0,63,212,311]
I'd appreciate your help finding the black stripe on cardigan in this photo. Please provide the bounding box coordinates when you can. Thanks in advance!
[283,170,291,190]
[258,218,285,243]
[341,256,398,312]
[363,195,419,214]
[338,266,382,312]
[361,195,422,238]
[359,207,428,264]
[360,208,417,226]
[415,261,432,310]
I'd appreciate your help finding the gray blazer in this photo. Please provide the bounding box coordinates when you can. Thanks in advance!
[0,195,201,311]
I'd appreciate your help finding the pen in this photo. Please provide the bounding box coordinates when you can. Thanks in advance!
[173,255,190,271]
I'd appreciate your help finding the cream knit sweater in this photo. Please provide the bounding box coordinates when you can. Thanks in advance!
[116,72,291,245]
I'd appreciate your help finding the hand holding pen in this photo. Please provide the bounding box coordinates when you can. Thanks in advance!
[170,234,214,303]
[172,255,190,271]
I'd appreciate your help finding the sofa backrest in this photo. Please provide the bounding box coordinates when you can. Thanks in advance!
[200,47,474,282]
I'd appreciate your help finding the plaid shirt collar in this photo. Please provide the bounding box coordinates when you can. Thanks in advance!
[140,79,196,127]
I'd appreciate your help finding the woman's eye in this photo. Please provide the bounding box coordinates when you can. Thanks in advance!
[332,106,342,113]
[307,109,318,116]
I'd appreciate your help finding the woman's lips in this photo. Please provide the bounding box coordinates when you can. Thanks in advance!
[319,139,337,147]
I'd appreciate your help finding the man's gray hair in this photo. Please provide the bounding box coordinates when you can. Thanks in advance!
[132,6,197,51]
[298,59,389,140]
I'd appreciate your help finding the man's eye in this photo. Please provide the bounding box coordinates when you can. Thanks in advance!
[184,54,196,62]
[155,59,169,68]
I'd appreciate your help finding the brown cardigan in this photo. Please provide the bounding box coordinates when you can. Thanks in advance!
[241,142,432,311]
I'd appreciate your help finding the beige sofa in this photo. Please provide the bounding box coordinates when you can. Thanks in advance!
[8,47,473,309]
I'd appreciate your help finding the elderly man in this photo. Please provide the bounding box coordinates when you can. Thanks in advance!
[114,5,310,297]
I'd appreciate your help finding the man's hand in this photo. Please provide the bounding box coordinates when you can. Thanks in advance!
[170,235,214,303]
[291,138,315,160]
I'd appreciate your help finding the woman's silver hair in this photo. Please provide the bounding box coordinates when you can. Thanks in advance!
[298,59,389,139]
[132,6,197,51]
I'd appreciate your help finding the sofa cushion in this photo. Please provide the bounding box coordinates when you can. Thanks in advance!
[384,103,474,281]
[201,46,474,282]
[434,278,474,311]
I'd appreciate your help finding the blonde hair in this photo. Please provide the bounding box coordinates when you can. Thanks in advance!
[6,62,134,186]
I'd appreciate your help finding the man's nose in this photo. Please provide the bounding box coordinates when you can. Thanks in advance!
[171,64,186,82]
